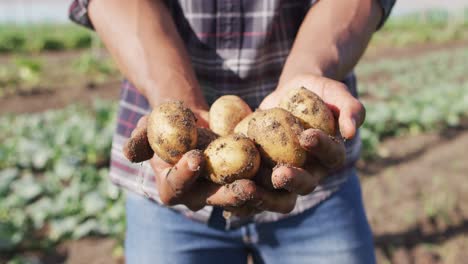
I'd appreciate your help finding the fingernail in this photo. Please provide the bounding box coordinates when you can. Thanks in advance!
[187,159,200,171]
[308,134,318,147]
[300,132,318,149]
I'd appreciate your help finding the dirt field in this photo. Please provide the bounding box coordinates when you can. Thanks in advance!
[2,40,467,264]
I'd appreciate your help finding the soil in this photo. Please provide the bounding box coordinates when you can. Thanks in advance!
[0,80,120,114]
[362,40,468,62]
[3,40,468,263]
[362,128,468,263]
[0,50,121,114]
[0,81,120,113]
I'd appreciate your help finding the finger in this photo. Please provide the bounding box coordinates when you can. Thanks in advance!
[258,93,278,110]
[166,179,258,211]
[288,75,365,139]
[271,164,325,195]
[154,150,205,205]
[123,116,154,163]
[149,154,172,175]
[204,179,258,207]
[194,109,210,128]
[253,187,297,214]
[299,129,346,169]
[135,115,149,132]
[319,82,365,139]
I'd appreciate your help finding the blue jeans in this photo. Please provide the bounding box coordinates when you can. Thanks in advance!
[125,172,376,264]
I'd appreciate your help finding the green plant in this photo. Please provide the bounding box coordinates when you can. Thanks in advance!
[74,52,116,82]
[357,46,468,159]
[0,24,97,54]
[0,101,124,255]
[13,57,42,86]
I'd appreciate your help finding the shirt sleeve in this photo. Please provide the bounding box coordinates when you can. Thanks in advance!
[69,0,94,30]
[376,0,396,30]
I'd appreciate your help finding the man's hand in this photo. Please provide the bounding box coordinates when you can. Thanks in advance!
[128,114,299,215]
[125,74,365,217]
[258,74,365,196]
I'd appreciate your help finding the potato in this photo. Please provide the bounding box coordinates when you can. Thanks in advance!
[209,95,252,136]
[196,127,218,150]
[279,87,336,135]
[233,112,261,136]
[247,108,306,167]
[147,101,198,164]
[204,134,261,185]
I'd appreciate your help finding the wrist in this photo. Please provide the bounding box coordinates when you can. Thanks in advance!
[276,68,325,97]
[141,71,208,111]
[278,46,341,89]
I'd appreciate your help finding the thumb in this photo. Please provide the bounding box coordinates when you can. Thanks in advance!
[308,76,365,139]
[276,74,365,139]
[123,115,154,162]
[336,98,365,139]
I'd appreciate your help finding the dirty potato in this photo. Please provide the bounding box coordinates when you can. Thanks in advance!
[204,134,261,185]
[147,101,198,164]
[279,87,336,135]
[247,108,306,167]
[209,95,252,136]
[233,112,262,136]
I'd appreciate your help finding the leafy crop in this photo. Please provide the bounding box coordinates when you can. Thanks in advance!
[74,52,117,82]
[0,57,44,97]
[0,24,96,54]
[357,47,468,159]
[370,9,468,51]
[0,52,118,98]
[0,101,124,254]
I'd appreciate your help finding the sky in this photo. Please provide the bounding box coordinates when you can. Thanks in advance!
[0,0,467,23]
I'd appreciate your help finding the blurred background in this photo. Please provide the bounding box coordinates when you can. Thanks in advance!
[1,1,468,263]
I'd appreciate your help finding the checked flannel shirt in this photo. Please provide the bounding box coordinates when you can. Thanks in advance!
[69,0,395,227]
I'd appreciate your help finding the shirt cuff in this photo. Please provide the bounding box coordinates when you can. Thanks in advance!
[375,0,396,30]
[69,0,94,30]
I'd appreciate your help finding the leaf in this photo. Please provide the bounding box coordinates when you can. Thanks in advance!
[72,219,99,239]
[32,149,51,170]
[49,217,79,241]
[0,168,19,194]
[0,221,22,250]
[83,192,106,216]
[53,159,75,180]
[11,175,42,201]
[26,197,53,229]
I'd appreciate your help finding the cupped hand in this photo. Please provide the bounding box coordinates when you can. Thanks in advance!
[127,113,295,215]
[259,74,365,139]
[257,74,366,197]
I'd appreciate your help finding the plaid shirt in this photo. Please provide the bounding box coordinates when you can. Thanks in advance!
[70,0,395,226]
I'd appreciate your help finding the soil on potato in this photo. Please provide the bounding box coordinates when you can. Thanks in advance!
[3,41,468,263]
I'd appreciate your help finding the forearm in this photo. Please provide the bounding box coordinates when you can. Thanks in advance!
[88,0,208,110]
[279,0,382,86]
